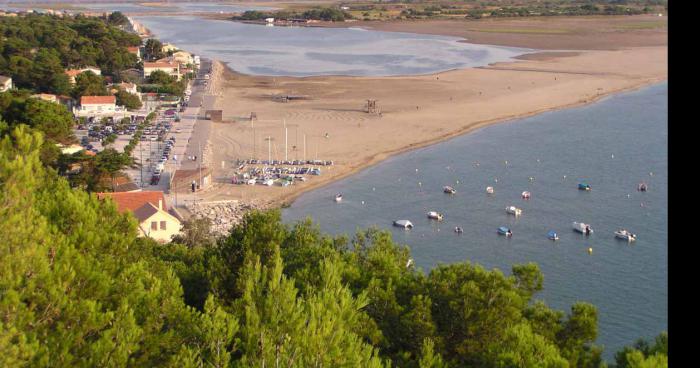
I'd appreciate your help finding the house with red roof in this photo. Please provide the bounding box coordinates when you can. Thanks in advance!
[64,67,101,84]
[74,95,128,118]
[97,191,182,243]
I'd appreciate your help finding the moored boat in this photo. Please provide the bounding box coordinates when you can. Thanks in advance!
[638,182,648,192]
[572,222,593,235]
[427,211,444,221]
[454,226,463,234]
[486,186,494,194]
[334,193,343,202]
[547,230,559,241]
[498,226,513,237]
[505,206,522,216]
[521,191,531,200]
[578,183,592,191]
[393,220,413,229]
[614,229,637,241]
[443,186,456,194]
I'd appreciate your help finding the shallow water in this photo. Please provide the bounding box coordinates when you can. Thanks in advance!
[134,15,530,77]
[283,82,668,359]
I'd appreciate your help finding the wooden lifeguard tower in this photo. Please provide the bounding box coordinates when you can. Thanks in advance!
[366,99,380,114]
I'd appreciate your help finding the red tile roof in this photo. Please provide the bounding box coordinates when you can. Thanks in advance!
[127,46,140,52]
[144,61,177,69]
[97,191,167,213]
[80,95,116,105]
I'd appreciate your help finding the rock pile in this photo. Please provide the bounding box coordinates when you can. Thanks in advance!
[184,199,269,235]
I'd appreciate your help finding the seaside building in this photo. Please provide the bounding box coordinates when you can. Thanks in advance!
[65,67,102,84]
[110,82,139,96]
[127,46,141,61]
[74,95,128,118]
[31,93,58,103]
[172,50,194,66]
[96,191,183,243]
[161,43,179,54]
[0,75,13,92]
[143,61,181,80]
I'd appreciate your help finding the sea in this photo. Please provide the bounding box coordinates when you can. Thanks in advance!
[282,82,668,360]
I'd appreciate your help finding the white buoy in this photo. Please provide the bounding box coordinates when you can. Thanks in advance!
[537,159,541,163]
[588,247,593,254]
[418,182,422,186]
[415,168,419,172]
[529,177,534,181]
[372,187,376,191]
[361,200,365,205]
[611,154,614,158]
[563,175,567,179]
[649,172,654,176]
[504,160,508,165]
[456,180,460,184]
[627,194,631,198]
[494,178,498,183]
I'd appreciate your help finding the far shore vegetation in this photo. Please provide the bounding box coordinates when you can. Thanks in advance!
[233,0,666,23]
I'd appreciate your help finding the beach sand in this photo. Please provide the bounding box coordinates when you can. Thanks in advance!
[194,16,666,208]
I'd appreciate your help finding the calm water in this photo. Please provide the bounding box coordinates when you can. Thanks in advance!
[0,2,274,14]
[283,83,668,359]
[134,15,529,77]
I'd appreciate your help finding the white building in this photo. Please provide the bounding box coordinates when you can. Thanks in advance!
[143,61,181,80]
[0,75,13,92]
[74,95,127,118]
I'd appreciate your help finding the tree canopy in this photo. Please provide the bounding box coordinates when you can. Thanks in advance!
[0,126,668,366]
[0,13,140,93]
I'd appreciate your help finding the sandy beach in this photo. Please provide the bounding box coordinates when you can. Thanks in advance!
[191,16,666,209]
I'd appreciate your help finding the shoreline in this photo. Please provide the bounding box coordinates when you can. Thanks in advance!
[269,76,666,207]
[204,45,666,210]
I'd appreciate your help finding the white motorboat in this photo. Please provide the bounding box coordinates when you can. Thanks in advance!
[427,211,444,221]
[638,182,648,192]
[615,229,637,241]
[443,186,456,194]
[572,222,593,235]
[454,226,464,234]
[521,191,531,199]
[498,226,513,237]
[486,186,494,194]
[393,220,414,229]
[505,206,523,216]
[335,194,343,202]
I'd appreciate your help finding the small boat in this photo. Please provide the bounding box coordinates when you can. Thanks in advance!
[443,186,456,194]
[427,211,444,221]
[578,183,592,191]
[638,182,648,192]
[334,194,343,202]
[521,191,531,200]
[454,226,463,234]
[498,226,513,237]
[572,222,593,235]
[393,220,413,229]
[505,206,522,216]
[486,186,494,194]
[547,230,559,241]
[614,229,637,241]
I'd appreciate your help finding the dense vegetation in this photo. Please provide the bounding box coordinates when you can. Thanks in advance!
[0,125,667,366]
[237,7,353,22]
[0,13,141,94]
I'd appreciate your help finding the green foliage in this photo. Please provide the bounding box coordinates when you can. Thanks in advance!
[0,13,140,92]
[72,71,108,99]
[0,126,667,367]
[614,332,667,368]
[107,11,129,26]
[144,38,164,61]
[115,89,142,110]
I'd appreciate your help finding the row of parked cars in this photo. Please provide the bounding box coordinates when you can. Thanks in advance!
[150,136,177,185]
[79,115,146,151]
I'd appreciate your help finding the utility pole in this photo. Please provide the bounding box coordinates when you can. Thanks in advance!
[267,136,271,162]
[198,141,202,189]
[303,134,306,162]
[284,119,288,161]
